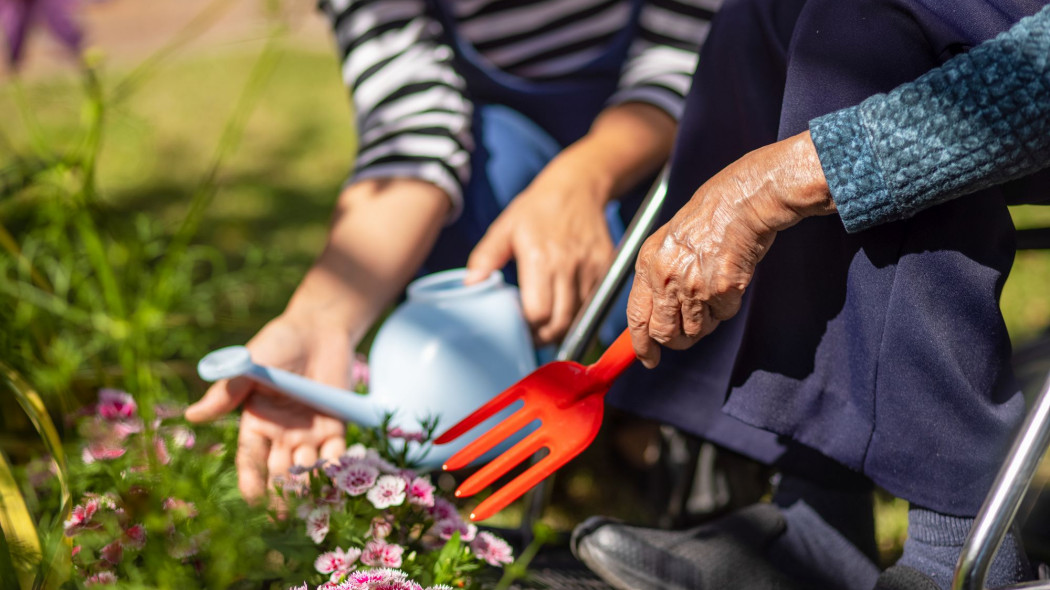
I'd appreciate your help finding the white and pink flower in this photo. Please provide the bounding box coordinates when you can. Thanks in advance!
[306,506,331,544]
[335,462,379,496]
[84,571,117,586]
[314,546,360,574]
[470,531,513,566]
[369,516,393,540]
[429,518,477,543]
[367,475,406,509]
[406,476,435,507]
[124,524,146,550]
[64,498,102,536]
[96,389,136,420]
[337,567,422,590]
[100,540,123,565]
[359,540,404,568]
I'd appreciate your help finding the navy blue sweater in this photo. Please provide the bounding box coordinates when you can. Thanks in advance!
[810,5,1050,233]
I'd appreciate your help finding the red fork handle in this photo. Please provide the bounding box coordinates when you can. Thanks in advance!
[585,328,637,385]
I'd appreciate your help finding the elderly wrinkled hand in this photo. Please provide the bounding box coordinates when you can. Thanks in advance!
[627,131,834,368]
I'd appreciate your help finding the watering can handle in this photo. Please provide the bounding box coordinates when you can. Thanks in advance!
[585,329,637,386]
[197,346,384,428]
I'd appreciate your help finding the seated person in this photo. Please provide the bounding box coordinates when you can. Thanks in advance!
[578,1,1050,589]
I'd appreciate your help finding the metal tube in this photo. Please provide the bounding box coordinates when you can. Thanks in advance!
[954,369,1050,590]
[556,167,669,362]
[521,168,670,537]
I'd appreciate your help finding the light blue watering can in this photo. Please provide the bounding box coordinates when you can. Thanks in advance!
[197,268,537,469]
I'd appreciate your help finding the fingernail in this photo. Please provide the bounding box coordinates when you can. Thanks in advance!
[463,269,487,284]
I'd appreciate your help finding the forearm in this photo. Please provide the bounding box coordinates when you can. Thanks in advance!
[547,102,676,204]
[809,5,1050,232]
[285,178,450,341]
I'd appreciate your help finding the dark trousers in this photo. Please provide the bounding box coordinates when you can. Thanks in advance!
[608,0,1048,516]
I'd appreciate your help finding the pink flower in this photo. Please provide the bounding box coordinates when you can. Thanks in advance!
[162,497,197,518]
[171,426,195,449]
[81,443,126,464]
[111,420,143,440]
[0,0,82,68]
[339,445,396,473]
[96,389,136,420]
[84,571,117,586]
[470,531,513,566]
[406,476,435,508]
[387,427,426,443]
[154,437,170,465]
[350,353,369,391]
[366,475,406,509]
[335,462,379,496]
[306,507,330,544]
[100,540,123,565]
[315,546,360,574]
[124,524,146,550]
[289,458,326,475]
[320,484,343,505]
[288,584,307,590]
[71,545,81,557]
[427,498,459,522]
[429,518,477,543]
[370,516,393,540]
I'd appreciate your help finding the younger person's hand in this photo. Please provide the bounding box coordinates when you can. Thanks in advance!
[466,160,615,346]
[186,314,351,501]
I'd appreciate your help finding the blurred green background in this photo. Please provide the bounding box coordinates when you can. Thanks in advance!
[2,0,1049,570]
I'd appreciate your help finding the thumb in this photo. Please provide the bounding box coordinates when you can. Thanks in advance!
[465,222,513,284]
[185,376,254,422]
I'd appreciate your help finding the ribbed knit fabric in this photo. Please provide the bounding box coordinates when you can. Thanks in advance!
[896,506,1031,590]
[809,5,1050,233]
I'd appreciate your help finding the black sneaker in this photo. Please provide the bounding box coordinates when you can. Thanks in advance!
[571,504,805,590]
[872,565,941,590]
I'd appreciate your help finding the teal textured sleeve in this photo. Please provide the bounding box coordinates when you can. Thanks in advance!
[809,5,1050,233]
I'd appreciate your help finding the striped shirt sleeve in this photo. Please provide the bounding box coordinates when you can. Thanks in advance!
[610,0,720,120]
[319,0,474,219]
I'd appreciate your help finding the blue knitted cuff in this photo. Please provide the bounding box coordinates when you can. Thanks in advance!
[809,106,895,234]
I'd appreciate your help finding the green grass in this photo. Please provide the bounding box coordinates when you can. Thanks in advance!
[1,43,354,274]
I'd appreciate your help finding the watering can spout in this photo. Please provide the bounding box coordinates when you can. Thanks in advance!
[197,346,386,429]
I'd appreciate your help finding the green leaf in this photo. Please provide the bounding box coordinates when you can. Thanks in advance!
[0,449,40,590]
[432,531,462,584]
[0,361,69,509]
[0,519,19,588]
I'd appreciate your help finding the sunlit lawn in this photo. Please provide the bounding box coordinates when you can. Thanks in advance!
[2,41,1049,567]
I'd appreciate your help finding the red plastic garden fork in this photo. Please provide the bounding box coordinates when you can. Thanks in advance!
[435,328,637,521]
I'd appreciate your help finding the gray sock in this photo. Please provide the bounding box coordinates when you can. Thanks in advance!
[766,475,880,590]
[767,500,881,590]
[896,506,1031,590]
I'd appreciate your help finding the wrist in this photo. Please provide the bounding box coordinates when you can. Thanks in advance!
[776,131,835,221]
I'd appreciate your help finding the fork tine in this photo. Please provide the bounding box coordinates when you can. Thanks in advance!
[467,447,576,521]
[434,384,526,444]
[441,405,538,470]
[454,427,547,496]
